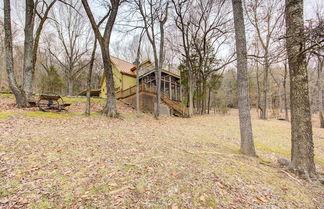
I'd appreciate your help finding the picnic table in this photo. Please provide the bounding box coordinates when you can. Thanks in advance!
[30,93,71,112]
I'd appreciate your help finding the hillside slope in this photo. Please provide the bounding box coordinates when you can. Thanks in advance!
[0,106,323,208]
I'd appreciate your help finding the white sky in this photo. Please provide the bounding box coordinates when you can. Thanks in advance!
[0,0,323,62]
[304,0,323,19]
[1,0,322,23]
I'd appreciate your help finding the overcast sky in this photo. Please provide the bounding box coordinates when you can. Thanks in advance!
[1,0,322,21]
[0,0,323,61]
[304,0,323,19]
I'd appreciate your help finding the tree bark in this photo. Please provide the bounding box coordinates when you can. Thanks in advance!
[136,61,140,114]
[279,83,283,113]
[3,0,28,107]
[23,0,56,100]
[260,57,270,119]
[284,62,289,121]
[82,0,119,118]
[207,86,211,114]
[285,0,316,179]
[156,13,168,118]
[201,78,207,114]
[256,61,261,117]
[22,0,35,100]
[232,0,256,156]
[135,31,144,115]
[85,40,97,116]
[188,71,194,116]
[317,57,324,128]
[102,52,118,117]
[67,74,73,96]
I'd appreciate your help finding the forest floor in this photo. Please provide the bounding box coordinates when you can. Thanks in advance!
[0,94,323,208]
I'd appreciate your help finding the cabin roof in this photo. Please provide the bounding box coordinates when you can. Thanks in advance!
[100,56,137,87]
[138,60,180,79]
[111,56,136,77]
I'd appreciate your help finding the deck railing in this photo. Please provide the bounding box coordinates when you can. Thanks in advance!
[115,84,155,99]
[115,84,188,116]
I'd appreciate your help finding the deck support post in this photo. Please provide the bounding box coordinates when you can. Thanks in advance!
[169,76,172,99]
[163,76,166,95]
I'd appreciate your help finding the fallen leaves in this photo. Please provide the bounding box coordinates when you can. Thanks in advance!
[0,97,323,208]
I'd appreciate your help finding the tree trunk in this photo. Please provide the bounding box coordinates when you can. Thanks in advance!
[232,0,256,156]
[261,57,269,119]
[3,0,28,107]
[188,71,194,116]
[156,20,166,118]
[22,0,35,101]
[279,84,283,113]
[67,73,74,96]
[256,61,261,117]
[81,0,119,118]
[102,55,117,117]
[136,62,140,114]
[85,40,97,116]
[27,0,56,100]
[135,32,144,115]
[201,79,207,114]
[317,57,323,128]
[285,0,316,179]
[155,8,168,118]
[284,62,289,121]
[207,86,211,114]
[154,62,161,118]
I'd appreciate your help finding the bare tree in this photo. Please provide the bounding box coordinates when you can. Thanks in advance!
[85,40,97,116]
[81,0,122,117]
[285,0,316,179]
[135,0,169,118]
[232,0,256,156]
[3,0,57,106]
[283,61,289,121]
[0,20,6,89]
[3,0,28,107]
[191,0,233,114]
[305,5,324,128]
[171,0,194,117]
[135,31,145,115]
[50,0,91,96]
[316,56,323,127]
[245,0,284,119]
[24,0,58,101]
[172,0,233,115]
[38,32,58,76]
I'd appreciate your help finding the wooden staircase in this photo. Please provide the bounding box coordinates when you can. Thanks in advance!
[161,94,188,117]
[116,85,188,117]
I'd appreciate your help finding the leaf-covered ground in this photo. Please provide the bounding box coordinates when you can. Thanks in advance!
[0,95,323,208]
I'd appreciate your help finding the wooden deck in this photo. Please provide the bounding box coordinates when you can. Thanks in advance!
[115,85,188,117]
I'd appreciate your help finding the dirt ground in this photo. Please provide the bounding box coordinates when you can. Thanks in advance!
[0,95,323,208]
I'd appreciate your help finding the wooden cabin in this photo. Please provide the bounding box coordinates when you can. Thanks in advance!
[100,56,136,98]
[100,57,188,117]
[138,60,181,102]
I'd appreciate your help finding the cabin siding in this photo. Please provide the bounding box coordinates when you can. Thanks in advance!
[100,65,136,98]
[122,74,136,90]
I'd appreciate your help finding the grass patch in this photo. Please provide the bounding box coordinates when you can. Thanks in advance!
[24,111,72,118]
[0,187,12,198]
[62,97,105,104]
[0,93,14,99]
[22,111,101,118]
[255,143,290,156]
[0,112,14,120]
[30,198,54,209]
